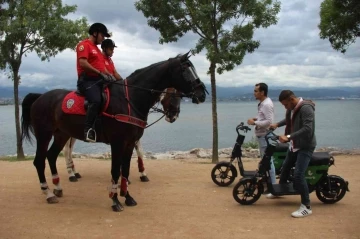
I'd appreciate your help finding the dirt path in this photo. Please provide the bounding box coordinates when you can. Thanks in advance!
[0,155,359,239]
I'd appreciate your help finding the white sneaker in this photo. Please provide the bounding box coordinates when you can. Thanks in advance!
[266,193,279,199]
[291,204,312,218]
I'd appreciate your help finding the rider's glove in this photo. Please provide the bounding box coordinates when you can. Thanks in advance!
[99,72,116,82]
[109,75,117,82]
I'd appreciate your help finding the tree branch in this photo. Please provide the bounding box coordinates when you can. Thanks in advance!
[181,0,211,40]
[212,0,218,41]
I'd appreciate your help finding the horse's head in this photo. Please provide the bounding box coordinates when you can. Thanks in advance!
[169,52,208,104]
[160,88,181,123]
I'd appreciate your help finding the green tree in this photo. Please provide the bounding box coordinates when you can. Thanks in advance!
[319,0,360,53]
[0,0,88,159]
[135,0,280,163]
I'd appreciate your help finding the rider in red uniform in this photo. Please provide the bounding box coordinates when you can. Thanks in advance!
[101,39,123,81]
[76,23,116,142]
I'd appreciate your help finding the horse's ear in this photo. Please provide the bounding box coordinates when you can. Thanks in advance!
[181,50,191,61]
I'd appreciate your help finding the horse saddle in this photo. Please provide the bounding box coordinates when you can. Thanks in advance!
[61,88,110,115]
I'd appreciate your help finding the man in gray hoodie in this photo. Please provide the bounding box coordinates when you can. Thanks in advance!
[270,90,316,218]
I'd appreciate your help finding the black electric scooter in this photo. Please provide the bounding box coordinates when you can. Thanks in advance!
[211,122,288,187]
[232,130,350,205]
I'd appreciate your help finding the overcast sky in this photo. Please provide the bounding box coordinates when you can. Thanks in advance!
[1,0,359,89]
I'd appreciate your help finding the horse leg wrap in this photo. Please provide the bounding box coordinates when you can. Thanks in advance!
[108,180,118,198]
[51,174,62,189]
[120,177,128,196]
[138,156,145,172]
[40,183,56,199]
[67,166,75,177]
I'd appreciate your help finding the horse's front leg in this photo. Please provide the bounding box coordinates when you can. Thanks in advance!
[109,142,125,212]
[120,144,138,207]
[135,140,149,182]
[33,132,58,204]
[64,138,81,182]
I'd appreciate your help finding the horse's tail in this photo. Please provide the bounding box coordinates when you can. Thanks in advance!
[21,93,42,144]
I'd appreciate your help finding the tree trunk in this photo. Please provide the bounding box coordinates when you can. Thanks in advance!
[13,70,25,159]
[209,62,218,163]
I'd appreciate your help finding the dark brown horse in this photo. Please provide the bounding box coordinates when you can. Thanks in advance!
[21,53,206,212]
[63,87,182,182]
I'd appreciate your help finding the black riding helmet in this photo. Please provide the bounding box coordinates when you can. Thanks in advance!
[101,39,117,50]
[88,23,110,37]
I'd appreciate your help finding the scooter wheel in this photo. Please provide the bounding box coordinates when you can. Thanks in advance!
[233,178,263,205]
[316,175,348,204]
[211,162,237,187]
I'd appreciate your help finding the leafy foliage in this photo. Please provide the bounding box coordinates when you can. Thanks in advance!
[319,0,360,53]
[0,0,88,71]
[135,0,281,74]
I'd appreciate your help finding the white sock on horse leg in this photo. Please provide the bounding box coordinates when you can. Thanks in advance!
[67,167,75,177]
[40,182,56,199]
[108,182,118,198]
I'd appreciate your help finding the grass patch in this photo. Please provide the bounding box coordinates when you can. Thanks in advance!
[242,137,259,149]
[0,155,35,162]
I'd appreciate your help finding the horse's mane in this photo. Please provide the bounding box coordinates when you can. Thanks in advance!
[126,54,184,79]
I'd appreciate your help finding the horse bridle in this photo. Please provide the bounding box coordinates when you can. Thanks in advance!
[179,60,209,101]
[105,57,206,127]
[146,92,180,128]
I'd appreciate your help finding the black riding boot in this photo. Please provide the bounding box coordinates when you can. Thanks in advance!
[84,103,100,143]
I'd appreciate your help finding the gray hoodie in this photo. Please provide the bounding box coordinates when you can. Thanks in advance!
[277,100,316,150]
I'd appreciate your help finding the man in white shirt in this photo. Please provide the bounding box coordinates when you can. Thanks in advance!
[247,83,277,198]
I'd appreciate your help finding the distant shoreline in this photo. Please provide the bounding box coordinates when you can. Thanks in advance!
[2,146,360,159]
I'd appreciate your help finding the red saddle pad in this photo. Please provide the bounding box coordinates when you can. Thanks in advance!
[62,92,86,115]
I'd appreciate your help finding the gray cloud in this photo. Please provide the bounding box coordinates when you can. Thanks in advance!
[1,0,359,89]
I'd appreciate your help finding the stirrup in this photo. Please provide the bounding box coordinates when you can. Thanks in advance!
[85,128,97,143]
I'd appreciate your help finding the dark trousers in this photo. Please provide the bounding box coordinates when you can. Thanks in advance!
[77,79,102,105]
[77,76,103,130]
[279,148,314,206]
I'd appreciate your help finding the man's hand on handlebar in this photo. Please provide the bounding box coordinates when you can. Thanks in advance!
[269,123,278,130]
[278,135,289,143]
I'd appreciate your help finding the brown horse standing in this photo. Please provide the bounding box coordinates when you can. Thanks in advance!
[21,53,206,211]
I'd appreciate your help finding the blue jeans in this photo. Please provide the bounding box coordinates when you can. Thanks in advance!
[257,136,276,184]
[279,149,314,206]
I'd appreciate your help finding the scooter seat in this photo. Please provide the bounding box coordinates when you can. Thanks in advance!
[275,143,289,152]
[309,152,330,166]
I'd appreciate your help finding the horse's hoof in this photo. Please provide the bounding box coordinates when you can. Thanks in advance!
[128,180,131,185]
[111,193,124,212]
[125,197,137,207]
[53,189,63,197]
[69,176,78,182]
[75,173,82,179]
[140,176,150,182]
[120,190,126,197]
[47,196,59,204]
[111,203,124,212]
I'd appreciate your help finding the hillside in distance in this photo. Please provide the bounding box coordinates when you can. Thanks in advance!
[0,85,359,100]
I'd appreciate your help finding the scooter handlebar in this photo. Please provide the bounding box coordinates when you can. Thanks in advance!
[236,122,251,134]
[265,130,280,146]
